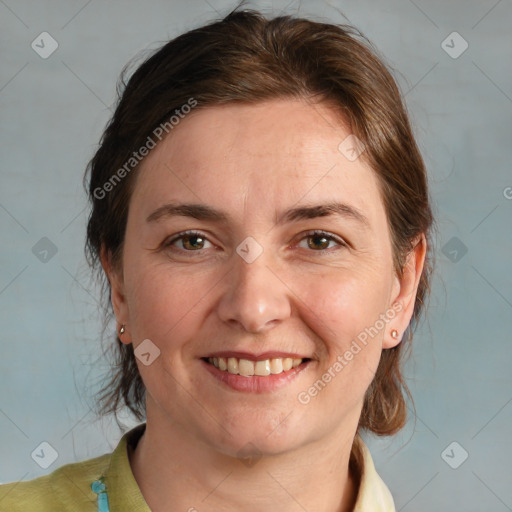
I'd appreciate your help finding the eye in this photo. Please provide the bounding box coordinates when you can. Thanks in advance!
[164,230,213,252]
[296,230,347,252]
[163,229,347,255]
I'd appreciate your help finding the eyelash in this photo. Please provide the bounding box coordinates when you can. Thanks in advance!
[164,229,348,255]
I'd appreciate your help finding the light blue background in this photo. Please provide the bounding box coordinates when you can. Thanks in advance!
[1,1,511,510]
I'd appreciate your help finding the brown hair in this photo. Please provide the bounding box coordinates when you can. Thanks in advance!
[84,6,434,435]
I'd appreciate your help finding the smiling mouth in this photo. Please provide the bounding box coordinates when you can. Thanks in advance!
[203,356,310,377]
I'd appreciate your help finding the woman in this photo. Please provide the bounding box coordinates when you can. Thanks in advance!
[0,6,433,512]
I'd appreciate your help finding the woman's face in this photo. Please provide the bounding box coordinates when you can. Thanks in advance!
[107,98,423,456]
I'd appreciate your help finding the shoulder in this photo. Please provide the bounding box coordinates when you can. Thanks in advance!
[0,452,111,512]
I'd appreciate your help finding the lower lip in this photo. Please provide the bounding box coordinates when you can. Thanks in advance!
[201,359,310,393]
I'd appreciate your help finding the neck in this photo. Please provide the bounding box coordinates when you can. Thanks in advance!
[130,409,360,512]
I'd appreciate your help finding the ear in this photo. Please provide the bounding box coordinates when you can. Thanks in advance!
[100,245,132,345]
[384,233,427,349]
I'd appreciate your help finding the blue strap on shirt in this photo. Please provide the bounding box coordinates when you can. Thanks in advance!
[91,478,110,512]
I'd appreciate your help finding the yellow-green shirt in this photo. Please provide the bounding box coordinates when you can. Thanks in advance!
[0,423,395,511]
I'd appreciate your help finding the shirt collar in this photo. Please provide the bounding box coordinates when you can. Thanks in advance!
[351,434,396,511]
[103,422,150,510]
[104,423,395,511]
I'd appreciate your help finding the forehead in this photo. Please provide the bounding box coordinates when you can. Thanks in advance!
[160,98,352,170]
[132,98,386,228]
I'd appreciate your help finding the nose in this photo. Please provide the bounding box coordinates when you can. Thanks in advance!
[216,246,292,333]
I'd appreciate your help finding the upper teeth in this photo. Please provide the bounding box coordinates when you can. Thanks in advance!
[208,357,303,377]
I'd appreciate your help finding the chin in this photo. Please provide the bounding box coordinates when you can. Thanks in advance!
[213,433,301,461]
[201,412,308,460]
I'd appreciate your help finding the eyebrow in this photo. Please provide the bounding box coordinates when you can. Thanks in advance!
[146,201,370,228]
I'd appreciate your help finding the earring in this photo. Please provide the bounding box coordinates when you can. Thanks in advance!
[391,329,398,339]
[119,324,126,335]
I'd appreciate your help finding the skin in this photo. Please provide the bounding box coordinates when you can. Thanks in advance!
[102,98,426,512]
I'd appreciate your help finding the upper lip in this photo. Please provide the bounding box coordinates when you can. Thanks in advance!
[202,351,312,361]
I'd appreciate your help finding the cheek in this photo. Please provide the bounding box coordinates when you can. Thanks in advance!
[297,267,390,377]
[124,257,223,358]
[123,262,213,398]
